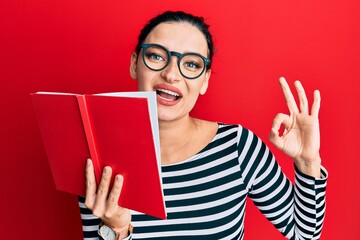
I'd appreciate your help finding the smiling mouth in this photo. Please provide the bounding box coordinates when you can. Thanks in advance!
[156,88,182,101]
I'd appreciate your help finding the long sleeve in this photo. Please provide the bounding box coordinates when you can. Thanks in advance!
[293,166,327,239]
[241,128,328,240]
[78,196,101,240]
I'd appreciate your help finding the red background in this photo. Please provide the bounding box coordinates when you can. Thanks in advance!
[1,0,359,239]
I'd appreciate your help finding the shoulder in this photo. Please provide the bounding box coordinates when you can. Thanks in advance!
[216,122,263,145]
[217,122,246,134]
[194,118,263,144]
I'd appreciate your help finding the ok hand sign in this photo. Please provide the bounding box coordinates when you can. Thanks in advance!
[269,77,322,178]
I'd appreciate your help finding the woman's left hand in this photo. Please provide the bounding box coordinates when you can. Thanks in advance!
[269,77,321,178]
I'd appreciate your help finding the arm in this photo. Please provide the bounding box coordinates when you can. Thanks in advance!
[78,195,101,240]
[240,130,327,239]
[245,77,327,239]
[274,77,327,238]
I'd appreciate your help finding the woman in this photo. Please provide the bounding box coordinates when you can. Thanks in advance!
[79,11,327,240]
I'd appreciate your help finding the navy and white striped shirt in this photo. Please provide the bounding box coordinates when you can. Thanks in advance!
[79,124,327,240]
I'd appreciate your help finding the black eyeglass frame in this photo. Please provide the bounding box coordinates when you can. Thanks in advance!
[140,43,211,80]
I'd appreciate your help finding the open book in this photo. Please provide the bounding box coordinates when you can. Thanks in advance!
[31,91,166,219]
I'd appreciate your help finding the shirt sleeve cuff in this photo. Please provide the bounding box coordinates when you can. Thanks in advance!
[295,164,328,180]
[295,164,328,193]
[122,234,132,240]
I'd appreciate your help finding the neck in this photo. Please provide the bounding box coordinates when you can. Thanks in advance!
[158,115,200,164]
[159,115,198,143]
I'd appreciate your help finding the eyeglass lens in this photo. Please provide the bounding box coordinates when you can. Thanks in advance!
[143,45,206,79]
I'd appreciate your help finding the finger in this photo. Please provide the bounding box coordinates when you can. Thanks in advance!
[271,113,291,130]
[279,77,299,114]
[311,89,321,118]
[85,158,96,209]
[94,166,112,209]
[294,80,309,114]
[105,174,124,219]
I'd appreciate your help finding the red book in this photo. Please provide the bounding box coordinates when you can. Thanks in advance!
[31,91,166,219]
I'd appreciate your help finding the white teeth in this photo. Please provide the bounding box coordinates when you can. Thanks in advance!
[157,88,180,97]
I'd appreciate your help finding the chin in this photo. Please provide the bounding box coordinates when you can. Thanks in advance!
[157,109,184,123]
[157,112,176,122]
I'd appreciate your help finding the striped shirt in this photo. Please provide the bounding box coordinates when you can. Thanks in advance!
[79,123,327,240]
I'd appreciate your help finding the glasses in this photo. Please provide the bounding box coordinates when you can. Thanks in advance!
[140,43,211,80]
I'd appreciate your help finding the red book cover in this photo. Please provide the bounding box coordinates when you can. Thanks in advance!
[31,92,166,219]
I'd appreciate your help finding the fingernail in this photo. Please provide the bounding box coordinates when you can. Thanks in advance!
[116,175,123,182]
[86,158,91,167]
[103,166,110,174]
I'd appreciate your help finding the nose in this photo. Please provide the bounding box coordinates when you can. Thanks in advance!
[160,56,181,83]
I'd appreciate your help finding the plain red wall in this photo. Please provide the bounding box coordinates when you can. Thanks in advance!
[1,0,359,239]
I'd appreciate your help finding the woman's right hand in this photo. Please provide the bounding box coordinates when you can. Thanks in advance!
[84,159,132,234]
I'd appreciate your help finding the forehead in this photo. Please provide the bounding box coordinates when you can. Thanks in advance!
[144,22,208,55]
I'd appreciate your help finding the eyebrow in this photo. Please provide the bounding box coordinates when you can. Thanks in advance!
[144,42,207,56]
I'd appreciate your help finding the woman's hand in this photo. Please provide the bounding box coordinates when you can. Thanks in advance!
[84,159,131,234]
[269,77,322,178]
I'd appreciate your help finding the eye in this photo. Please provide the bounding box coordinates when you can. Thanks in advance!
[185,61,200,69]
[145,52,165,61]
[183,60,203,72]
[181,54,204,72]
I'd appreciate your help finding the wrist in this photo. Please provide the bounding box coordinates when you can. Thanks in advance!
[99,222,132,240]
[117,224,132,239]
[295,155,322,178]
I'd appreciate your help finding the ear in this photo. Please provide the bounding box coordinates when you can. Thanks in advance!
[130,52,138,79]
[199,69,211,95]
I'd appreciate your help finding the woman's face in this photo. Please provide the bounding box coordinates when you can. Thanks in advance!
[130,22,211,122]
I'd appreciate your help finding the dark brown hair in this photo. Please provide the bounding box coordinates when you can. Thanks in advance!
[135,11,214,69]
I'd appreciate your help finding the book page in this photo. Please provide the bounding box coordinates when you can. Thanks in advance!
[35,92,79,95]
